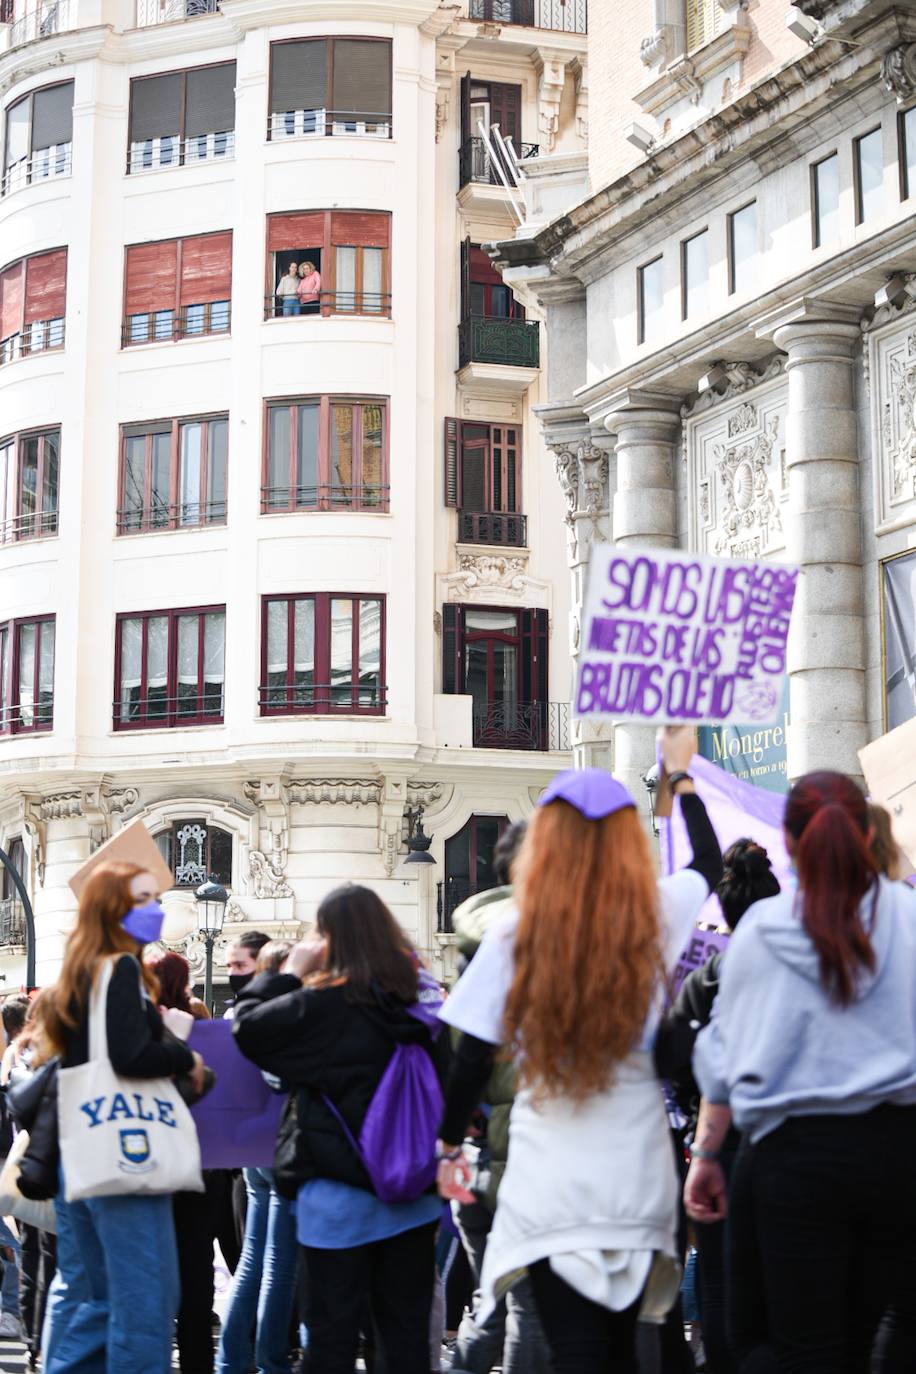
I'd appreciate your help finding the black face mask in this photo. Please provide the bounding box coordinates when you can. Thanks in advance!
[229,972,254,996]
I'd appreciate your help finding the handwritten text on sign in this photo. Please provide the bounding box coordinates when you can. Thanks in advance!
[576,548,798,726]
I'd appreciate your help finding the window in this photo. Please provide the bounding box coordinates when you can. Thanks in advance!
[155,820,232,888]
[461,240,524,321]
[682,229,709,320]
[458,76,525,186]
[442,605,548,749]
[265,211,390,318]
[854,127,883,225]
[0,427,59,543]
[264,397,387,512]
[0,616,55,733]
[268,38,392,139]
[468,0,535,20]
[638,256,664,346]
[728,201,756,295]
[123,233,232,345]
[900,106,916,200]
[440,813,508,931]
[686,0,725,50]
[0,836,27,946]
[118,415,227,533]
[0,249,66,364]
[128,63,236,173]
[443,418,525,547]
[2,81,73,195]
[260,594,385,715]
[812,153,840,248]
[114,607,225,729]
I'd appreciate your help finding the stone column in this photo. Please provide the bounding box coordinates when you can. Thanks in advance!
[604,395,681,814]
[770,312,867,782]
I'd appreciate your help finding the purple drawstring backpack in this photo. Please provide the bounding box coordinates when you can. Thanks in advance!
[322,966,445,1204]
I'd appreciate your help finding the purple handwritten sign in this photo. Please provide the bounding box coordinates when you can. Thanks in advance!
[188,1020,285,1170]
[576,548,798,726]
[671,925,730,996]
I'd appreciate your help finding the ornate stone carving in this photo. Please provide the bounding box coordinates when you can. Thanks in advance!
[865,274,916,333]
[406,782,445,809]
[454,554,527,593]
[681,356,787,418]
[247,850,293,900]
[883,44,916,103]
[535,50,567,154]
[38,792,82,821]
[552,447,580,525]
[107,788,140,816]
[712,417,782,559]
[884,329,916,501]
[433,611,442,636]
[287,779,381,807]
[640,28,672,69]
[580,447,610,521]
[727,401,757,437]
[570,57,588,141]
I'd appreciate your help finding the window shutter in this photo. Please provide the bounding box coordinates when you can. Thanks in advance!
[687,0,725,50]
[185,63,236,136]
[330,39,391,117]
[460,72,471,143]
[31,82,73,150]
[521,608,548,706]
[460,236,470,320]
[469,244,503,286]
[129,72,183,143]
[444,417,459,508]
[0,261,24,340]
[270,39,328,113]
[124,239,179,316]
[179,232,232,305]
[267,211,326,253]
[23,250,66,324]
[441,604,464,696]
[329,212,390,247]
[489,82,521,146]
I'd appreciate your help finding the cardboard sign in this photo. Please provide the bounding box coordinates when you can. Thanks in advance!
[859,717,916,868]
[69,817,173,900]
[576,547,798,726]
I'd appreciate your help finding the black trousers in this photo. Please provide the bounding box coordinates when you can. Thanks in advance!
[173,1180,218,1374]
[19,1224,56,1358]
[529,1259,641,1374]
[302,1220,436,1374]
[694,1142,739,1374]
[729,1105,916,1374]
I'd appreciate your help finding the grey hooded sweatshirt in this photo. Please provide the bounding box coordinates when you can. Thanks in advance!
[694,875,916,1143]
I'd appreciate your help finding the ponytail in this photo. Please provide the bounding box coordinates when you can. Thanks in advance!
[785,773,878,1006]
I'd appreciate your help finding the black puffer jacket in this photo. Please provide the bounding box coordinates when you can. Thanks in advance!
[233,973,449,1197]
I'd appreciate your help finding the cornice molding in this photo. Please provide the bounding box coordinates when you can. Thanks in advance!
[221,0,443,27]
[635,21,752,119]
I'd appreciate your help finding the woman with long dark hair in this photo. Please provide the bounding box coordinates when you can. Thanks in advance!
[232,884,449,1374]
[436,729,723,1374]
[686,771,916,1371]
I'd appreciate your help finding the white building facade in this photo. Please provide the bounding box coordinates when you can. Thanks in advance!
[0,0,585,993]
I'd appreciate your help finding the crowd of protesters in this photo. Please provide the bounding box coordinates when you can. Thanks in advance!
[1,724,915,1374]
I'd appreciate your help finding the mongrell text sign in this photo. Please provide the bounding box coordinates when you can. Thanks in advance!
[576,548,798,727]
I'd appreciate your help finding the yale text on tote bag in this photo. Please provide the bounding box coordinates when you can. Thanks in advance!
[58,958,204,1201]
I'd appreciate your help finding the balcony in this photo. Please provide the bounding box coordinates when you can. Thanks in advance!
[0,898,26,952]
[136,0,219,24]
[458,511,527,547]
[436,880,481,935]
[258,682,387,717]
[468,0,587,32]
[0,511,58,544]
[459,315,539,370]
[263,292,391,321]
[267,110,392,142]
[127,132,234,175]
[2,144,71,197]
[261,484,389,514]
[122,302,230,347]
[117,501,226,536]
[0,318,65,366]
[6,0,71,46]
[459,137,539,190]
[114,689,224,731]
[472,701,570,751]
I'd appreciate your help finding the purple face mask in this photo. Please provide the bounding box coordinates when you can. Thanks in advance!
[122,900,165,946]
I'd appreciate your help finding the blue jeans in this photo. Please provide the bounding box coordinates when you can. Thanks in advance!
[217,1168,298,1374]
[0,1215,20,1317]
[43,1183,179,1374]
[280,298,300,316]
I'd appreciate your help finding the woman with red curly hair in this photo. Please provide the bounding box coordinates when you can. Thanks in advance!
[437,727,722,1373]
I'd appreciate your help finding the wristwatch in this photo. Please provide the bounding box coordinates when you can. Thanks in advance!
[667,770,693,793]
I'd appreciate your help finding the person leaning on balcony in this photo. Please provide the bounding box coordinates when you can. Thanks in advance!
[297,261,321,315]
[275,262,301,317]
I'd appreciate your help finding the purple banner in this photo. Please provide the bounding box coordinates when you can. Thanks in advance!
[671,925,730,995]
[188,1020,285,1170]
[576,548,798,726]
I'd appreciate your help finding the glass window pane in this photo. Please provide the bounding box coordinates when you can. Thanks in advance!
[465,609,518,633]
[42,431,59,531]
[361,404,383,507]
[296,404,319,506]
[0,442,13,536]
[119,617,143,721]
[153,309,173,340]
[335,246,356,312]
[4,98,30,173]
[729,202,756,295]
[268,407,291,508]
[683,230,709,319]
[151,432,171,528]
[639,257,664,345]
[330,405,353,506]
[358,599,381,705]
[203,612,225,716]
[293,599,314,706]
[17,623,35,727]
[330,599,352,704]
[179,423,202,526]
[176,615,199,716]
[146,616,168,719]
[904,107,916,199]
[209,827,232,885]
[856,128,883,223]
[38,620,54,723]
[207,419,227,521]
[814,154,839,247]
[20,437,38,536]
[363,248,383,314]
[123,436,146,530]
[266,599,288,706]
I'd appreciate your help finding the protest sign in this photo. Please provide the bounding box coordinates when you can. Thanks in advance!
[671,925,730,996]
[576,547,798,727]
[189,1019,285,1169]
[859,716,916,870]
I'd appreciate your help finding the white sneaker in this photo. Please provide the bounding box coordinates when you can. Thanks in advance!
[0,1312,22,1340]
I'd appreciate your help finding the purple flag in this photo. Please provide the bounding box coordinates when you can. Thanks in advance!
[188,1020,285,1170]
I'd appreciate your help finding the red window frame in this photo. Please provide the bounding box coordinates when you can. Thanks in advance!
[121,231,232,347]
[259,593,386,716]
[264,209,391,319]
[0,426,60,543]
[113,605,225,730]
[0,248,67,362]
[117,413,228,534]
[0,614,55,734]
[262,396,389,512]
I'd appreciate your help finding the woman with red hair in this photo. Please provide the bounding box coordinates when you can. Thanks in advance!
[437,727,722,1373]
[686,770,916,1370]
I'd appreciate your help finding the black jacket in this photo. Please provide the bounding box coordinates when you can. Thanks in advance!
[233,973,450,1195]
[61,954,194,1077]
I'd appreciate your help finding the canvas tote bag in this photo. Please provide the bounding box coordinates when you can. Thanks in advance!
[58,959,204,1202]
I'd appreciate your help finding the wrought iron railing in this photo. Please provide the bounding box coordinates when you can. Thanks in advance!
[436,879,482,935]
[472,701,570,752]
[116,502,226,535]
[114,689,225,730]
[2,144,71,196]
[122,302,230,347]
[458,511,527,547]
[1,698,54,732]
[258,683,387,715]
[136,0,220,24]
[459,315,539,369]
[0,319,65,366]
[127,131,235,174]
[9,0,70,46]
[261,484,389,514]
[459,137,539,189]
[468,0,587,31]
[264,291,391,320]
[0,511,58,544]
[267,110,392,141]
[0,898,26,949]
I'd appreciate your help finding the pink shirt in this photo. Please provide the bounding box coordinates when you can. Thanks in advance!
[297,271,321,304]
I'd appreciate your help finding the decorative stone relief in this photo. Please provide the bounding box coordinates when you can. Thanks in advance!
[247,850,294,900]
[870,319,916,531]
[570,57,588,141]
[712,418,783,558]
[287,779,381,806]
[534,50,567,153]
[883,44,916,103]
[681,357,787,421]
[553,448,580,526]
[864,274,916,335]
[439,552,549,607]
[455,553,527,592]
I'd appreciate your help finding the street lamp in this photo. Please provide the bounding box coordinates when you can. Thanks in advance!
[642,763,660,839]
[403,807,436,866]
[195,877,229,1013]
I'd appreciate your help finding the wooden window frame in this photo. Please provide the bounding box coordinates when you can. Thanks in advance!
[727,200,756,295]
[637,255,663,346]
[117,413,228,534]
[853,125,883,226]
[447,420,522,514]
[259,593,386,717]
[266,36,393,140]
[121,232,232,347]
[265,210,391,319]
[113,605,226,731]
[262,396,389,513]
[0,425,60,544]
[126,61,236,174]
[0,614,55,735]
[0,247,67,361]
[811,151,839,249]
